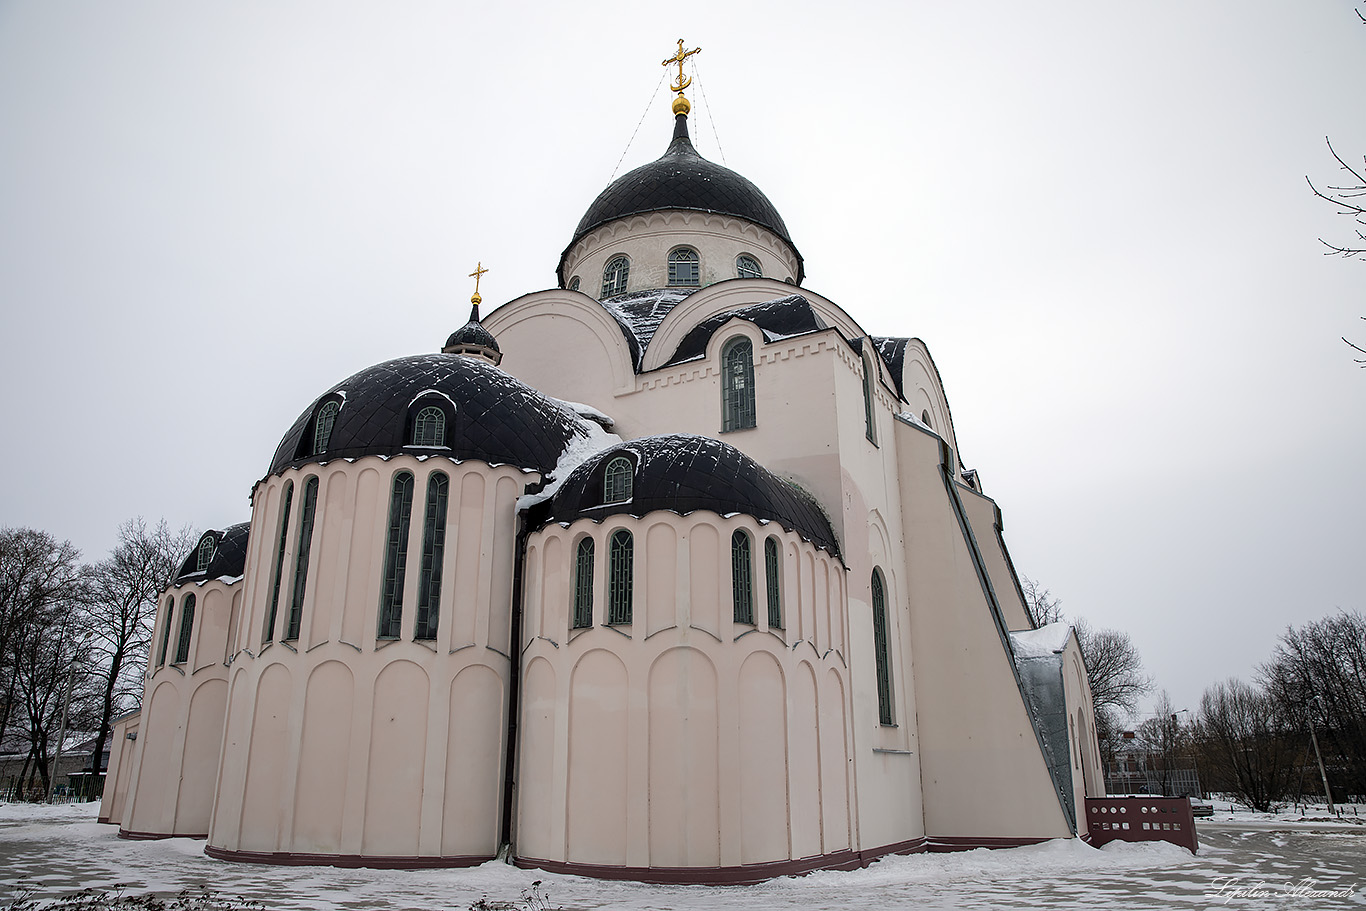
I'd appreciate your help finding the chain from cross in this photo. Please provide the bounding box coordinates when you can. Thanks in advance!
[468,262,488,297]
[661,39,700,95]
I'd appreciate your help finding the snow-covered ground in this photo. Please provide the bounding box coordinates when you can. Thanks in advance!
[1,802,1363,910]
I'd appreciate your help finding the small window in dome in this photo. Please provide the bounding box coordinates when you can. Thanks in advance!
[195,536,215,573]
[668,248,699,286]
[412,406,446,447]
[313,401,339,456]
[602,256,630,297]
[736,255,762,279]
[568,276,580,292]
[604,456,633,504]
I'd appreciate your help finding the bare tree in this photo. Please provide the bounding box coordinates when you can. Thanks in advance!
[1020,575,1065,626]
[80,519,194,793]
[1196,678,1299,812]
[1074,618,1152,719]
[1136,690,1186,797]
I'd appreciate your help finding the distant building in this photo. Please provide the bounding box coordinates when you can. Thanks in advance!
[101,49,1103,883]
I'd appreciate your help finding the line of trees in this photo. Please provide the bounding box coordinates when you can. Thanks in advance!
[0,521,193,799]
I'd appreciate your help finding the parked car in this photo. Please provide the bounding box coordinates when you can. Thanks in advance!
[1189,798,1214,817]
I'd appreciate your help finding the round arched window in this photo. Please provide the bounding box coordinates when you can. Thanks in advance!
[736,254,762,279]
[412,406,447,447]
[601,256,630,297]
[568,275,580,292]
[668,248,699,286]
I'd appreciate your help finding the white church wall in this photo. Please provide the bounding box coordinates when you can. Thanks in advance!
[957,489,1035,633]
[97,712,139,827]
[206,454,532,863]
[516,512,852,877]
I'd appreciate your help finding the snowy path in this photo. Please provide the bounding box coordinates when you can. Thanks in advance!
[1,804,1362,910]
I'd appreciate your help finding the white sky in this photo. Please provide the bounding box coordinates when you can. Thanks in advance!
[1,1,1362,717]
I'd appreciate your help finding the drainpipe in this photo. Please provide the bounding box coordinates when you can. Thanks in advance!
[499,515,531,853]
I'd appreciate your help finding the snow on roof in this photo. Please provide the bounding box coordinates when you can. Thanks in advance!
[1010,622,1074,659]
[599,288,697,368]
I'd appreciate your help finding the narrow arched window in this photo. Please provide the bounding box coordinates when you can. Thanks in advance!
[732,530,754,624]
[156,596,175,667]
[314,401,339,455]
[412,406,446,447]
[264,480,294,643]
[568,276,580,292]
[195,535,215,573]
[736,254,762,279]
[604,456,633,504]
[415,472,449,641]
[863,357,878,445]
[921,409,933,429]
[602,255,629,297]
[377,471,415,638]
[607,529,633,624]
[765,536,782,629]
[721,337,756,431]
[285,476,320,640]
[174,593,196,664]
[573,537,594,629]
[871,569,894,725]
[668,247,699,286]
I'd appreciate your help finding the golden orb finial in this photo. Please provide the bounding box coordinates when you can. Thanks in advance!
[661,38,701,116]
[468,261,488,307]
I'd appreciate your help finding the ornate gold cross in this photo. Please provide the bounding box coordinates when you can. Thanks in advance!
[662,38,701,95]
[469,262,488,304]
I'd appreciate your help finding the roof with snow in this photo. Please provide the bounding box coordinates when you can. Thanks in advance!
[559,114,804,285]
[268,353,590,477]
[174,522,250,584]
[598,287,697,370]
[663,294,828,366]
[528,434,841,557]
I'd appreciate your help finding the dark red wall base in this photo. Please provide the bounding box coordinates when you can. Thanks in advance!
[202,845,496,870]
[118,829,206,841]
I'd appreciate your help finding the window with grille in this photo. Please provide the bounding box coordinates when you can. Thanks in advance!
[412,406,446,447]
[765,537,782,628]
[721,337,756,431]
[732,530,754,624]
[195,535,215,573]
[264,481,294,643]
[604,456,633,504]
[602,255,630,297]
[863,357,878,445]
[736,254,762,279]
[174,593,196,664]
[156,596,174,667]
[573,537,594,629]
[286,476,319,640]
[568,276,580,292]
[668,248,699,286]
[872,569,894,725]
[377,472,415,638]
[415,472,449,640]
[314,401,339,455]
[607,529,633,624]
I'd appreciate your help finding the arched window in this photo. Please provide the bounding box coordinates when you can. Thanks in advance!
[871,569,894,725]
[668,247,699,286]
[921,409,933,429]
[568,276,580,292]
[156,596,175,667]
[736,254,762,279]
[732,530,754,624]
[601,255,630,297]
[764,536,783,629]
[174,593,196,664]
[286,476,319,640]
[863,356,878,445]
[377,471,416,639]
[195,535,215,573]
[264,480,294,643]
[573,537,594,629]
[607,529,633,624]
[313,400,339,455]
[721,337,756,431]
[412,406,446,448]
[604,456,633,504]
[415,472,449,641]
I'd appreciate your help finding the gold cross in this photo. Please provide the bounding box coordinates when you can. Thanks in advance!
[469,262,488,295]
[661,38,701,95]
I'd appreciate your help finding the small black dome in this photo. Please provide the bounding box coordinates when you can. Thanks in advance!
[559,115,801,284]
[444,304,500,354]
[529,435,840,557]
[174,522,250,584]
[269,353,587,476]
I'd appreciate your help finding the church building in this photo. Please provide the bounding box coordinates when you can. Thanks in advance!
[99,44,1104,884]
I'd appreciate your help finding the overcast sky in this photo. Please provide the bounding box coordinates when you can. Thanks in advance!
[2,1,1362,717]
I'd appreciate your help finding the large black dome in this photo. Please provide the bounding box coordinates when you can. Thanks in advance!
[268,353,588,477]
[528,435,839,557]
[559,115,797,282]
